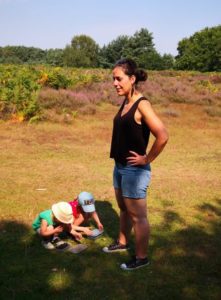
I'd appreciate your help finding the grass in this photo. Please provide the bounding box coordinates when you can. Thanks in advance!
[0,102,221,300]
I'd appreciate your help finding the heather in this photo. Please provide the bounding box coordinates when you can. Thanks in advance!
[0,65,221,122]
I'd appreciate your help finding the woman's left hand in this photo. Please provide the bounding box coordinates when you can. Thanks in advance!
[126,151,147,165]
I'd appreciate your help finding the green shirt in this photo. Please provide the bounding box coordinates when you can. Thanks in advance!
[32,209,56,231]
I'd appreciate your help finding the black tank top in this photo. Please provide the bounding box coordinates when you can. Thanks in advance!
[110,97,150,165]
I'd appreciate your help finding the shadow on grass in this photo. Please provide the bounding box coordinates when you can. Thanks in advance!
[150,198,221,300]
[0,199,221,300]
[95,199,119,240]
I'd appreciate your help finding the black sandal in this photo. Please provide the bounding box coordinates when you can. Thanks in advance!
[52,237,70,250]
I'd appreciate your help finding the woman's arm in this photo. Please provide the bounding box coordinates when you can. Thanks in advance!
[127,100,169,165]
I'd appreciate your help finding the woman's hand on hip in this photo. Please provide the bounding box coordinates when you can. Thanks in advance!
[126,151,148,165]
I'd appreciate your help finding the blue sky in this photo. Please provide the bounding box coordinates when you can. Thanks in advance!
[0,0,220,55]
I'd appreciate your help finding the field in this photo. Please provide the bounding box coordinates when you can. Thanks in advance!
[0,68,221,299]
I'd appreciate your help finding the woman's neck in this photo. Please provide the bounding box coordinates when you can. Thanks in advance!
[126,91,142,103]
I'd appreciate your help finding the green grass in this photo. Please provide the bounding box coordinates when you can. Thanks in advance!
[0,103,221,300]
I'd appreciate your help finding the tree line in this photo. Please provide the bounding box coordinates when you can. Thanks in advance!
[0,25,220,71]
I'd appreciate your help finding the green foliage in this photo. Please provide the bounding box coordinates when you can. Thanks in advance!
[0,28,175,70]
[1,25,221,71]
[45,48,64,66]
[176,25,221,71]
[99,28,173,70]
[0,46,46,64]
[160,54,175,70]
[63,35,99,67]
[1,64,220,122]
[0,46,64,66]
[0,65,41,120]
[126,28,156,65]
[46,69,72,89]
[99,35,130,67]
[0,65,108,121]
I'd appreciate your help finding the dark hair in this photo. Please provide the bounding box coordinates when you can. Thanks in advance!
[113,58,148,84]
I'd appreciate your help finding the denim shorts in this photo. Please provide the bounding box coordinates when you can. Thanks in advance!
[113,162,151,199]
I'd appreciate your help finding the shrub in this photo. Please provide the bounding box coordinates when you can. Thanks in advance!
[205,107,221,117]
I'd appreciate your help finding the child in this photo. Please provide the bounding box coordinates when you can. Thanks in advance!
[69,191,103,231]
[32,201,92,250]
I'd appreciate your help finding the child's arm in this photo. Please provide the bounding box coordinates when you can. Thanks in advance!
[40,219,63,236]
[71,224,92,236]
[63,224,82,240]
[70,229,83,240]
[73,213,85,226]
[91,211,103,230]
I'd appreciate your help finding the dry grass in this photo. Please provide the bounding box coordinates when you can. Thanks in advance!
[0,102,221,299]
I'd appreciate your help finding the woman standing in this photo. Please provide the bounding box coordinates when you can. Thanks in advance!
[103,58,169,270]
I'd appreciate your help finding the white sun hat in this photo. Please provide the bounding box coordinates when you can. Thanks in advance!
[51,202,74,224]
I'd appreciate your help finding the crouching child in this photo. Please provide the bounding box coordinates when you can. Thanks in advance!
[32,201,92,250]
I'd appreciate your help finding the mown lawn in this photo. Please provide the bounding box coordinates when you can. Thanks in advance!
[0,102,220,300]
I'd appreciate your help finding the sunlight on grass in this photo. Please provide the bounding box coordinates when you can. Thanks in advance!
[0,100,221,300]
[48,270,72,290]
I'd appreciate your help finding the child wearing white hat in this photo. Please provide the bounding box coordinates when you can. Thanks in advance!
[69,191,103,232]
[32,201,91,250]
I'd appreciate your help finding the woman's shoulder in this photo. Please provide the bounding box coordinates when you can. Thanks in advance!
[137,97,154,119]
[138,97,151,108]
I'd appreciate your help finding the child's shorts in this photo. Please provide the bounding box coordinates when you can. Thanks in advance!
[113,162,151,199]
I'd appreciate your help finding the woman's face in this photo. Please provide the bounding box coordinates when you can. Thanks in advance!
[112,66,135,96]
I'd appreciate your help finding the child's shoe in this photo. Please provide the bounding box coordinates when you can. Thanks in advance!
[51,237,70,250]
[41,240,55,250]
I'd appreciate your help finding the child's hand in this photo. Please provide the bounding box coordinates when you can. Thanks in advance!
[74,232,82,240]
[84,227,93,236]
[97,223,104,231]
[54,226,63,234]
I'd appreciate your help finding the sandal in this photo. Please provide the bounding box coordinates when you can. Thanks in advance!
[52,237,70,250]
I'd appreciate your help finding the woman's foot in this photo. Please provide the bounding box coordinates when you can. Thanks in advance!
[103,240,129,253]
[120,256,150,270]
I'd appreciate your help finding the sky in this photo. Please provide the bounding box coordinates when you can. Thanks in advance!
[0,0,220,56]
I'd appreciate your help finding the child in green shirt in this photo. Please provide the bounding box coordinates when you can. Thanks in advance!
[32,201,92,250]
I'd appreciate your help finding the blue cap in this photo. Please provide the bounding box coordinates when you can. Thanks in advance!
[77,191,95,213]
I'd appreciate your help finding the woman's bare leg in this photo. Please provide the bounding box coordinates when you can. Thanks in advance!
[115,188,132,245]
[124,197,150,258]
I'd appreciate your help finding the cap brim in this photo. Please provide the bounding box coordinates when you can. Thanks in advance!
[82,204,95,213]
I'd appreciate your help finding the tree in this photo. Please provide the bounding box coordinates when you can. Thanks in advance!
[126,28,155,65]
[99,28,164,70]
[175,25,221,71]
[99,35,129,68]
[161,54,175,70]
[63,35,99,67]
[45,49,64,66]
[0,46,46,64]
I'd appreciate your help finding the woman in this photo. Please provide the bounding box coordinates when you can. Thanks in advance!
[103,58,169,270]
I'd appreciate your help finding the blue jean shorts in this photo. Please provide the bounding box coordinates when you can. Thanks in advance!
[113,162,151,199]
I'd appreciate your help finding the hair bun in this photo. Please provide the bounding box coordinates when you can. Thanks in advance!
[135,69,148,83]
